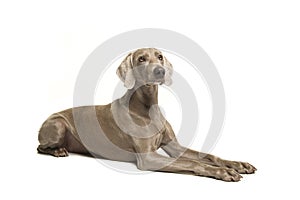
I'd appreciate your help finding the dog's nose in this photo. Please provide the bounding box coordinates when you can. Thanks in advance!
[153,67,165,78]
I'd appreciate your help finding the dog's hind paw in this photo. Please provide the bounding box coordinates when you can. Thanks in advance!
[52,148,69,157]
[38,146,69,157]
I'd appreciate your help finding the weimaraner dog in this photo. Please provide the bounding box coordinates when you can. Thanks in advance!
[37,48,256,181]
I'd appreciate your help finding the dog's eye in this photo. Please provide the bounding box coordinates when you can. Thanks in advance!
[158,55,163,60]
[138,56,146,62]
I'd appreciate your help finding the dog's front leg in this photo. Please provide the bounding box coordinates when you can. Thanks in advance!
[162,140,256,174]
[135,152,242,182]
[161,122,256,174]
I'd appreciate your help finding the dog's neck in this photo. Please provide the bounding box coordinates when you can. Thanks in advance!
[122,85,158,117]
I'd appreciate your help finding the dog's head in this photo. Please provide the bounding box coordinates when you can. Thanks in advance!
[116,48,173,89]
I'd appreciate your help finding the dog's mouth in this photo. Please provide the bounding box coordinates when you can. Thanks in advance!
[145,81,164,87]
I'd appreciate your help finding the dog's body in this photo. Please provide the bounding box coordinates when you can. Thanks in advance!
[38,48,256,181]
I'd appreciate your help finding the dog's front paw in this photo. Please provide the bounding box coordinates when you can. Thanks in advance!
[215,168,243,182]
[223,160,257,174]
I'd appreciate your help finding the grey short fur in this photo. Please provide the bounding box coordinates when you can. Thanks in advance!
[37,48,256,181]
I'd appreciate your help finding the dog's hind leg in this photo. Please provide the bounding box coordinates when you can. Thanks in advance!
[37,118,69,157]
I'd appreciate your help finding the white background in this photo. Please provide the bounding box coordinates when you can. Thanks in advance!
[1,0,300,199]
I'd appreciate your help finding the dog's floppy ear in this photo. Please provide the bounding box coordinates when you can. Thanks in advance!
[116,53,135,89]
[163,56,173,86]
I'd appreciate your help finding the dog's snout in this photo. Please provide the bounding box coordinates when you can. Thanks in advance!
[153,67,165,78]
